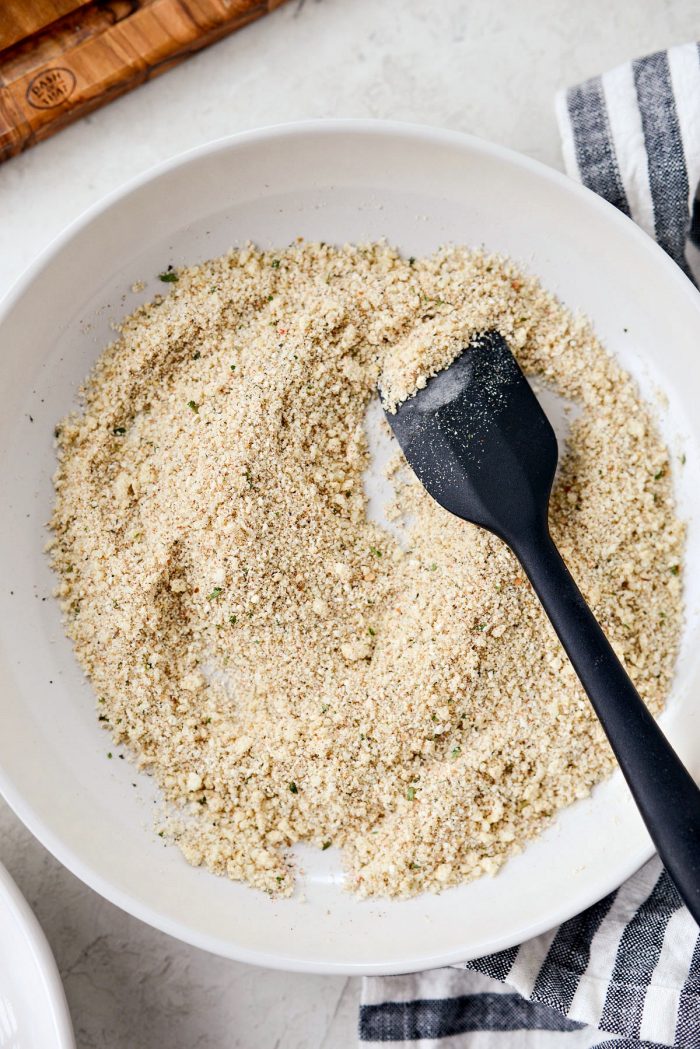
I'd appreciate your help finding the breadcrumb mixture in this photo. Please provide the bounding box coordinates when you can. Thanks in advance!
[49,242,684,898]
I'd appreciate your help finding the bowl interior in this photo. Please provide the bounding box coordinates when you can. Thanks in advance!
[1,122,699,974]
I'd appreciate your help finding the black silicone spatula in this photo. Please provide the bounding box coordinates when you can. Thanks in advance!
[383,330,700,923]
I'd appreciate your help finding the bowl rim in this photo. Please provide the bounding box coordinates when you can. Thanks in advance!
[1,118,699,974]
[0,860,75,1048]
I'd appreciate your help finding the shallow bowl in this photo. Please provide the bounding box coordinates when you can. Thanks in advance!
[1,120,699,974]
[0,862,74,1048]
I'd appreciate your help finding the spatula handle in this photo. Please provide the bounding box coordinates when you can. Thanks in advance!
[514,527,700,925]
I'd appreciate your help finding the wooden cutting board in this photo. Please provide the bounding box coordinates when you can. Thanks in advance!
[0,0,287,164]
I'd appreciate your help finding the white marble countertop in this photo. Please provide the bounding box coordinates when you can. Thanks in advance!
[0,2,697,1046]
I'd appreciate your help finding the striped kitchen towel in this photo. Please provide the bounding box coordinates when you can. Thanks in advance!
[360,42,700,1049]
[556,41,700,281]
[360,857,700,1047]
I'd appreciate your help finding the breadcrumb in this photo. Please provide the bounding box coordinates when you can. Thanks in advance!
[49,242,683,898]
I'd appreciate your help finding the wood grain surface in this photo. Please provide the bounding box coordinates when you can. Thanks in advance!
[0,0,287,164]
[0,1,90,51]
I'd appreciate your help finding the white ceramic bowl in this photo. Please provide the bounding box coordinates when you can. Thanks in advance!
[1,121,699,975]
[0,862,74,1049]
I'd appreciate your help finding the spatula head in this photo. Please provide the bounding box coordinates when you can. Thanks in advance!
[383,331,558,545]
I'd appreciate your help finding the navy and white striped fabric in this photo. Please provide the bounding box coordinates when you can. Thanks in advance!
[556,41,700,281]
[361,859,699,1047]
[360,43,700,1049]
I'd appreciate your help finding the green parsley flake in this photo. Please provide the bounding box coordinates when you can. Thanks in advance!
[207,587,223,600]
[406,786,416,800]
[187,400,199,413]
[159,270,178,283]
[289,781,298,794]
